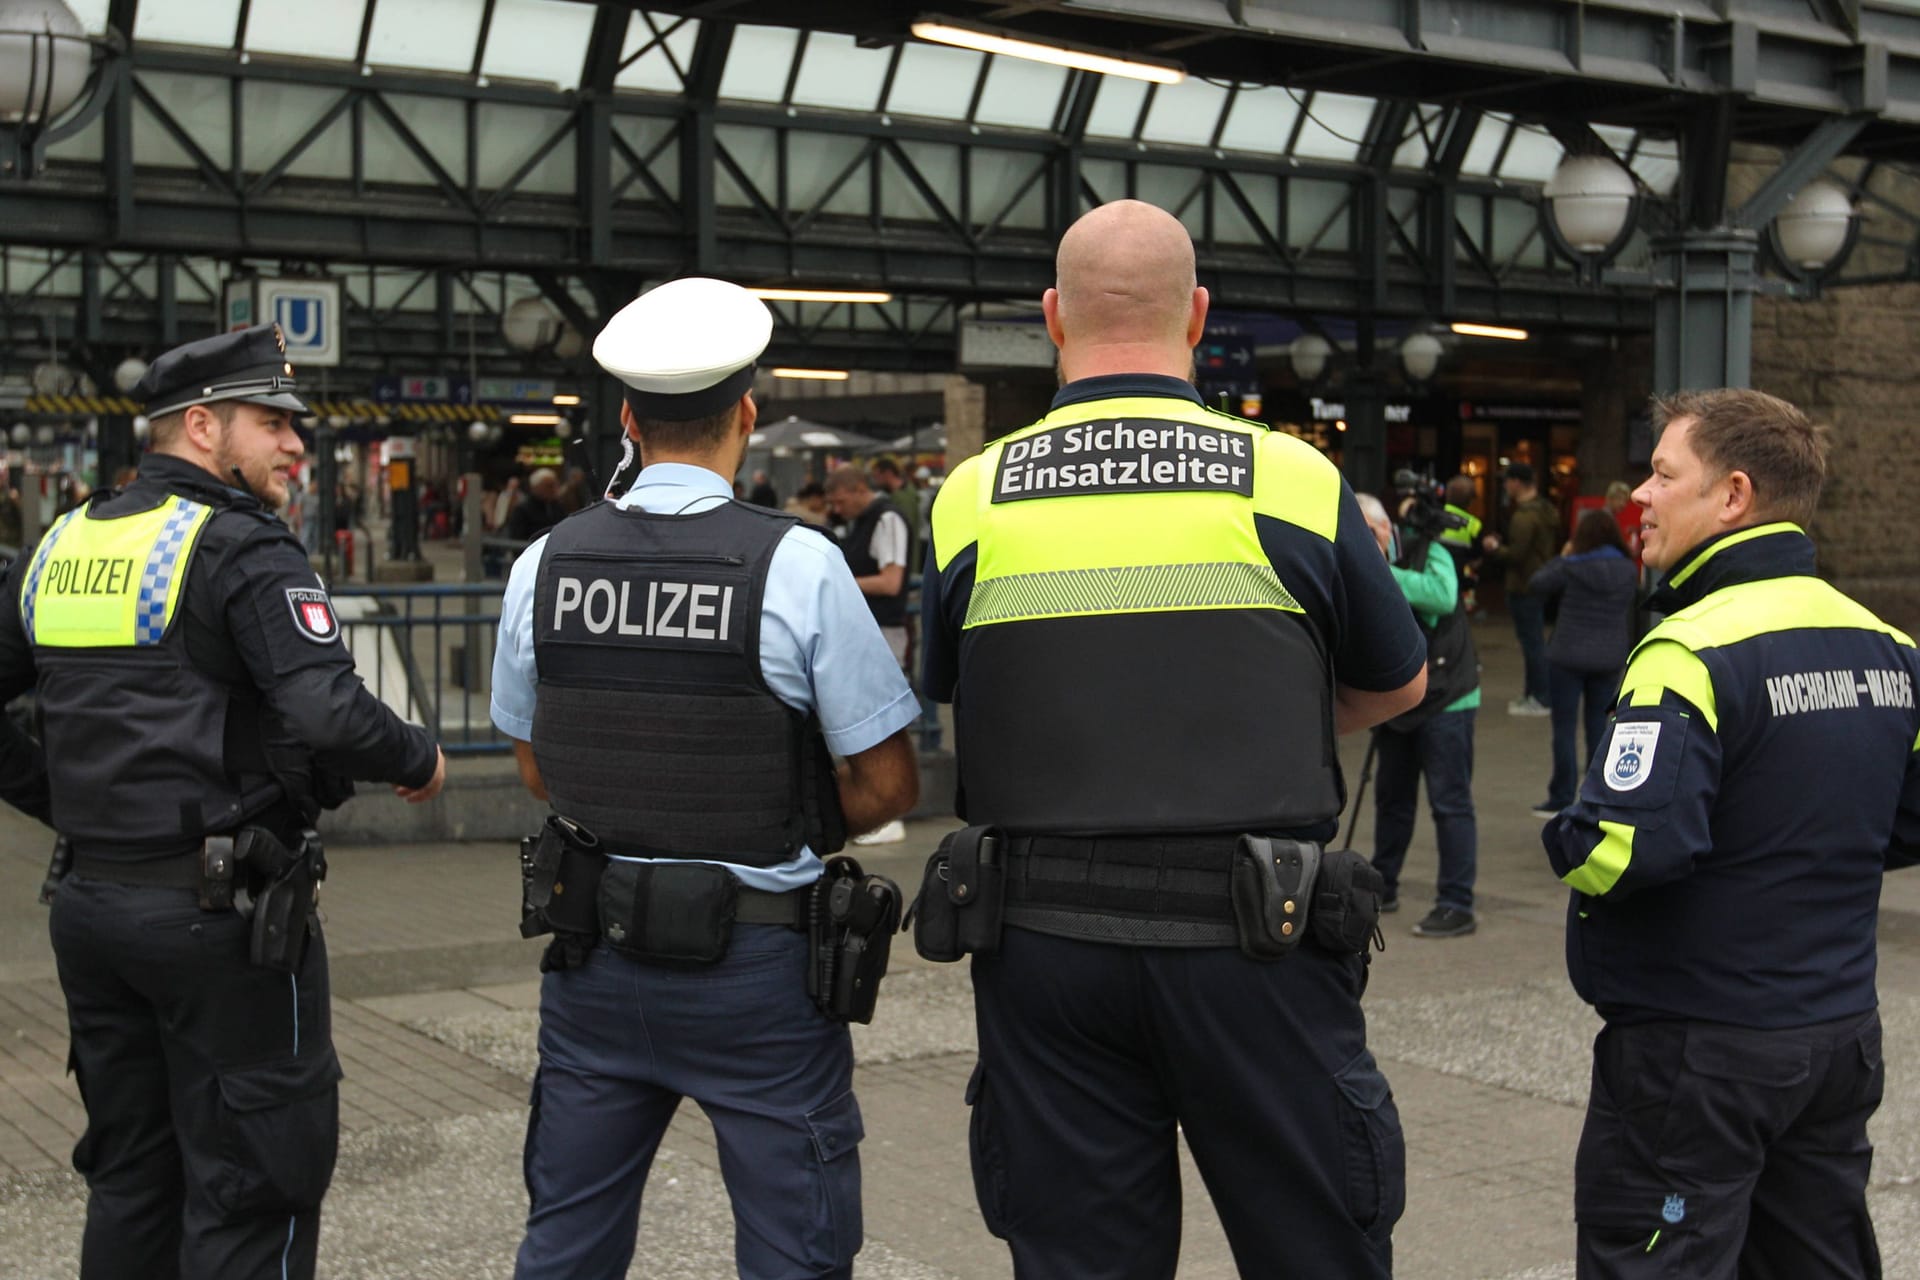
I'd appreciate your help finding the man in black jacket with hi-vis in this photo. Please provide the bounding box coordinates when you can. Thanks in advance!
[1544,388,1920,1279]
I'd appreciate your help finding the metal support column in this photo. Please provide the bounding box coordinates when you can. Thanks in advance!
[1650,229,1760,392]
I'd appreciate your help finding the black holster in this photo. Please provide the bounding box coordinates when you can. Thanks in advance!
[236,827,325,974]
[519,815,606,972]
[38,835,72,906]
[909,826,1004,963]
[1230,836,1321,960]
[808,854,902,1024]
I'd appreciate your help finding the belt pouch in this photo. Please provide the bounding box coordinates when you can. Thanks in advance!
[909,826,1003,963]
[199,836,236,912]
[1308,848,1386,955]
[38,836,72,907]
[1230,836,1321,961]
[596,860,738,965]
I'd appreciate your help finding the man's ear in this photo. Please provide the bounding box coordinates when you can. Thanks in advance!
[1185,286,1209,349]
[1042,288,1065,348]
[181,404,221,454]
[1721,469,1757,525]
[619,399,641,442]
[738,391,758,436]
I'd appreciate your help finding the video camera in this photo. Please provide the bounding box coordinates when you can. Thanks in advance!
[1391,468,1467,568]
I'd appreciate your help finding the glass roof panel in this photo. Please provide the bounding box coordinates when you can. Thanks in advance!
[1084,76,1150,139]
[884,42,983,121]
[790,31,889,113]
[616,14,701,95]
[1392,106,1444,170]
[1497,125,1564,183]
[66,0,112,36]
[483,0,598,88]
[136,0,241,48]
[1290,92,1374,162]
[973,57,1066,130]
[1630,137,1680,196]
[1141,76,1230,147]
[1215,84,1299,155]
[1459,113,1513,177]
[718,25,799,104]
[245,1,367,63]
[365,0,486,74]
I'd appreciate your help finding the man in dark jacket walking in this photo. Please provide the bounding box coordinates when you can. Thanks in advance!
[1481,462,1558,715]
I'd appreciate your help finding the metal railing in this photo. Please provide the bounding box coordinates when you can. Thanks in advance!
[332,583,512,756]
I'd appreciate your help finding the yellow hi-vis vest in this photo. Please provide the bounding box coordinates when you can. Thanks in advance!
[17,495,270,849]
[933,395,1344,834]
[21,497,213,648]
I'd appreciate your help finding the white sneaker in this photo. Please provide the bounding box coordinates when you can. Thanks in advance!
[852,819,907,845]
[1507,696,1550,717]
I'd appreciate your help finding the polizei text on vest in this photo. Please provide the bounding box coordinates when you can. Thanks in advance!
[552,576,736,641]
[39,556,137,596]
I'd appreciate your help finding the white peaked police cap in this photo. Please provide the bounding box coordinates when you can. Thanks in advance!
[593,277,773,422]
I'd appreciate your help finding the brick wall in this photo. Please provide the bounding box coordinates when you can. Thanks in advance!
[1751,286,1920,634]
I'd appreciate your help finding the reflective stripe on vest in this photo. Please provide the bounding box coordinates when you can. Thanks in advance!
[22,497,214,648]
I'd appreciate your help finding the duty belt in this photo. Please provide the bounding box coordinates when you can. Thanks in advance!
[999,833,1244,947]
[71,851,202,889]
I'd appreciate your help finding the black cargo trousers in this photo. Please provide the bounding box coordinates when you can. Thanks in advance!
[1575,1011,1885,1280]
[49,873,341,1280]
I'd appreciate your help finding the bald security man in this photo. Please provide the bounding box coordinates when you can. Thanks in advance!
[920,200,1429,1277]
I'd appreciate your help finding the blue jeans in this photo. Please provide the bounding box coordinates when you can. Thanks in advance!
[1369,709,1477,913]
[515,928,861,1280]
[1547,663,1619,808]
[1509,592,1550,702]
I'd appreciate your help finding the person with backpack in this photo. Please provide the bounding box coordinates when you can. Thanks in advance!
[1358,491,1483,939]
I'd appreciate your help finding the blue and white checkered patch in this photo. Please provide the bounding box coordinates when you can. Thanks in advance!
[19,509,80,640]
[133,498,203,645]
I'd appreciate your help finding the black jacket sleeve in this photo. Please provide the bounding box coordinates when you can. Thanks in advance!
[218,523,438,788]
[0,554,50,824]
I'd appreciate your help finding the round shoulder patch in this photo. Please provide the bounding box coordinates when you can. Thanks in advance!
[286,587,340,644]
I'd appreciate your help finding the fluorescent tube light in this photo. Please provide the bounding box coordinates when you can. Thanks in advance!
[1449,322,1530,341]
[749,288,894,304]
[912,18,1185,85]
[772,368,852,380]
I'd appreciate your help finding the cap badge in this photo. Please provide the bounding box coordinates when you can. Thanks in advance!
[272,324,287,354]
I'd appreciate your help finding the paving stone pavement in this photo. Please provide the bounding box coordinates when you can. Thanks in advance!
[3,626,1920,1277]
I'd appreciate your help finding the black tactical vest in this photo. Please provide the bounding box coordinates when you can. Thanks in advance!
[841,498,908,627]
[530,499,823,864]
[24,492,286,853]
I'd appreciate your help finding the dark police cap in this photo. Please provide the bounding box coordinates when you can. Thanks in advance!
[133,324,309,418]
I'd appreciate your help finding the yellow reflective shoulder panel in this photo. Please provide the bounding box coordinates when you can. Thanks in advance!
[1620,639,1718,731]
[23,497,215,648]
[931,453,986,571]
[1252,430,1342,542]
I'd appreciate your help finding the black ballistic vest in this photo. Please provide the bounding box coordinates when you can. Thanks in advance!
[841,498,908,627]
[530,500,817,864]
[26,491,288,854]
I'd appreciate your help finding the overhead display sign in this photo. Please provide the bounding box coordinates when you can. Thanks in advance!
[958,320,1056,370]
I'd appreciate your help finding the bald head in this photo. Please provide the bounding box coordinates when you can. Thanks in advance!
[1044,200,1207,380]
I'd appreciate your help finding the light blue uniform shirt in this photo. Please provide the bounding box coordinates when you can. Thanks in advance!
[491,463,918,891]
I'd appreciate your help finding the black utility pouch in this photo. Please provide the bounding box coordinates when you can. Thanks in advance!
[908,826,1003,963]
[200,836,237,912]
[1230,836,1322,961]
[809,855,904,1024]
[1308,848,1386,956]
[596,859,738,965]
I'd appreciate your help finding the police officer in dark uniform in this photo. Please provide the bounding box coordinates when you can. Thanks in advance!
[0,324,446,1280]
[491,278,920,1280]
[920,200,1429,1277]
[1545,389,1920,1278]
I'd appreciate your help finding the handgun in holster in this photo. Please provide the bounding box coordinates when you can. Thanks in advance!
[808,854,902,1025]
[38,836,72,907]
[236,827,326,974]
[519,815,602,939]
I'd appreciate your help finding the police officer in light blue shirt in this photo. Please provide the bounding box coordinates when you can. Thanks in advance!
[491,276,920,1280]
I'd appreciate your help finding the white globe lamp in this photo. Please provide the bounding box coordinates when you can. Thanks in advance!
[1544,155,1637,254]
